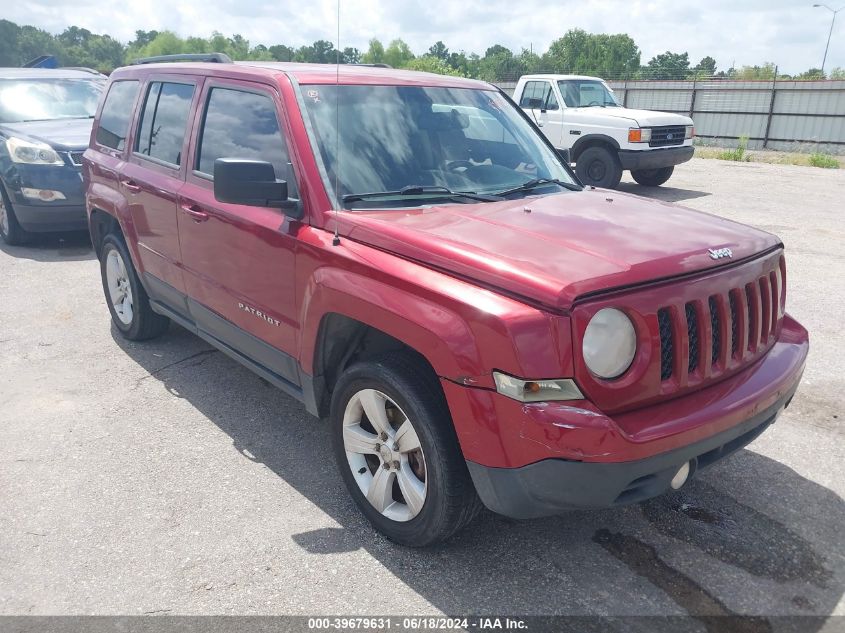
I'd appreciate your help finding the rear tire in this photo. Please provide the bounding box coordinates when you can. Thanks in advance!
[575,146,623,189]
[631,166,674,187]
[0,183,29,246]
[331,353,482,546]
[100,233,169,340]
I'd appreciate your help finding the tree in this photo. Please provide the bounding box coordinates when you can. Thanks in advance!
[692,55,717,77]
[383,39,414,68]
[542,29,640,78]
[644,51,690,79]
[361,38,385,64]
[477,45,523,82]
[269,44,294,62]
[342,47,361,64]
[404,55,463,76]
[830,67,845,80]
[428,41,449,61]
[734,63,777,80]
[795,68,825,80]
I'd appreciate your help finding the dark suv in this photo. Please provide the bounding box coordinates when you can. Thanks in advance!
[0,68,104,244]
[84,57,807,546]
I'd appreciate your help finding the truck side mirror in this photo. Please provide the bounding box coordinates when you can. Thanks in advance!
[213,158,300,216]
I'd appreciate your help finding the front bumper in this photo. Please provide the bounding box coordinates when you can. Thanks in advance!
[13,202,88,232]
[618,145,694,171]
[442,315,807,518]
[467,387,794,518]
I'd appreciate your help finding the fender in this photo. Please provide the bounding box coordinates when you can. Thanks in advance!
[570,134,621,162]
[298,266,482,381]
[86,178,143,275]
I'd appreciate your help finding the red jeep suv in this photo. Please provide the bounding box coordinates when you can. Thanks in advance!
[83,56,808,546]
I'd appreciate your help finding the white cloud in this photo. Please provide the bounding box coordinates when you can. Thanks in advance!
[4,0,842,74]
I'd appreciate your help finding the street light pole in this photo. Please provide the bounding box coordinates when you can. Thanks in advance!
[813,4,844,74]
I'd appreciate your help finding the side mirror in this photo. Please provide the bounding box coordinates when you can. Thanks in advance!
[525,97,543,110]
[213,158,298,214]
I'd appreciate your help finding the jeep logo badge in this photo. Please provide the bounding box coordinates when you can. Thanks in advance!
[708,247,733,260]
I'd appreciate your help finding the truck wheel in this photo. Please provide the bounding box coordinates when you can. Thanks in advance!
[331,353,482,546]
[631,166,674,187]
[575,146,623,189]
[100,233,169,340]
[0,184,29,246]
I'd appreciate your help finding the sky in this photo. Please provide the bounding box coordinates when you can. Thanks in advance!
[6,0,844,75]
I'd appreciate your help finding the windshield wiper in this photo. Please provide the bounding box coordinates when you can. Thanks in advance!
[342,185,501,204]
[492,178,582,198]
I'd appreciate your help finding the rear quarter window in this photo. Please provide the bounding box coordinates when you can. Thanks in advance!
[96,80,140,150]
[135,81,195,166]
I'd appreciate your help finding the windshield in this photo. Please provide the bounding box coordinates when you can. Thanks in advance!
[557,80,620,108]
[0,79,104,123]
[299,85,575,208]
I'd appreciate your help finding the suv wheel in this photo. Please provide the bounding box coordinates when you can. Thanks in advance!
[575,146,623,189]
[100,233,169,340]
[331,354,482,546]
[631,166,674,187]
[0,184,29,246]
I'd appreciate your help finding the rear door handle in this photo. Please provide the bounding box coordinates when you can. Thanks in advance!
[180,203,209,223]
[120,179,141,193]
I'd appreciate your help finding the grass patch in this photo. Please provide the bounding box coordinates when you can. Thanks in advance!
[808,153,840,169]
[694,143,841,169]
[716,136,751,162]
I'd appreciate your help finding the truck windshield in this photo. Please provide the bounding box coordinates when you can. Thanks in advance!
[0,79,104,123]
[557,80,620,108]
[299,85,576,208]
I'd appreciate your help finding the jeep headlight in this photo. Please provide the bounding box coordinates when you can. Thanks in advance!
[582,308,637,379]
[6,137,64,165]
[493,372,583,402]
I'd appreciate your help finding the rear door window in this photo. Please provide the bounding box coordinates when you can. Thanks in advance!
[96,80,139,150]
[196,87,291,182]
[135,81,195,166]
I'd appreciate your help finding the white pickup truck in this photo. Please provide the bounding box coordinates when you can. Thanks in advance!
[513,74,694,188]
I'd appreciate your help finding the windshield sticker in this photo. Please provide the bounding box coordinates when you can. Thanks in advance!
[307,89,321,103]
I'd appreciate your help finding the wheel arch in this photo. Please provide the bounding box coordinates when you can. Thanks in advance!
[570,134,621,163]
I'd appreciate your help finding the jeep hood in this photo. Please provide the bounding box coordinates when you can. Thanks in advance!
[574,106,692,128]
[337,189,780,311]
[0,118,93,150]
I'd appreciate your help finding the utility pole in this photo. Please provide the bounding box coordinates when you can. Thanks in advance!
[813,4,844,74]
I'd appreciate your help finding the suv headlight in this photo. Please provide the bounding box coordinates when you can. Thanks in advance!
[5,137,64,165]
[493,372,583,402]
[582,308,637,379]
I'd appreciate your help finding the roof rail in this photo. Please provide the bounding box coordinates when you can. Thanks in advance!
[131,53,233,65]
[352,63,392,69]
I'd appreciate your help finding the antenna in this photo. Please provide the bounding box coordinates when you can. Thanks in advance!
[332,0,341,246]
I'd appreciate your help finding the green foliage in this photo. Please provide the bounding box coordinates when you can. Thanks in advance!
[361,39,385,65]
[428,41,449,61]
[404,56,464,77]
[542,29,640,78]
[383,39,415,69]
[794,68,825,80]
[830,67,845,80]
[808,153,839,168]
[645,51,690,79]
[734,63,777,80]
[717,136,751,162]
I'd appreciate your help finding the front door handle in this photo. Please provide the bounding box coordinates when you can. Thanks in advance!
[180,203,209,223]
[121,179,141,193]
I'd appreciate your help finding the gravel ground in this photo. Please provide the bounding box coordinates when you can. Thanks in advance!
[0,158,843,625]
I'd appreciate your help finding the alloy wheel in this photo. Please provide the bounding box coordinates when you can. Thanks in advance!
[343,388,427,522]
[105,249,134,325]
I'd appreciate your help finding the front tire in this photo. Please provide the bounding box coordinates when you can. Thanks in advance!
[100,233,169,340]
[0,183,29,246]
[575,146,623,189]
[331,354,482,546]
[631,166,674,187]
